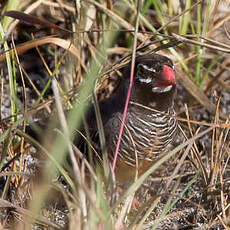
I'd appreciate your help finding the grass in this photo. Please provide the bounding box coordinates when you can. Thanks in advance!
[0,0,230,229]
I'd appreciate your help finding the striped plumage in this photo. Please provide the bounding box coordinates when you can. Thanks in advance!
[106,106,177,167]
[90,53,178,182]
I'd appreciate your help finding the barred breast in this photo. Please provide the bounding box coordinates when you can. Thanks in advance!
[104,105,178,167]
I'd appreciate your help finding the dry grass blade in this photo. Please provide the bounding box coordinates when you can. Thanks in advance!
[172,33,230,53]
[182,34,230,50]
[6,0,43,35]
[130,101,229,128]
[0,37,87,71]
[208,10,230,36]
[184,104,209,184]
[0,199,61,229]
[87,0,147,42]
[165,126,197,190]
[156,0,203,34]
[4,11,73,33]
[52,79,88,225]
[177,71,219,117]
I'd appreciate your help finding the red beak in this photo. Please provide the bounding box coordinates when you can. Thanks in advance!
[154,65,176,87]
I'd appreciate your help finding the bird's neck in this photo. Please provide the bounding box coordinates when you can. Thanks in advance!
[130,84,176,112]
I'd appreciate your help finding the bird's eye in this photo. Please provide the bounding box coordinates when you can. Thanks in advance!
[137,68,143,76]
[137,64,145,76]
[136,64,153,84]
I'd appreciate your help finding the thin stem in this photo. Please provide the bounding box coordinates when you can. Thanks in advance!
[112,0,141,171]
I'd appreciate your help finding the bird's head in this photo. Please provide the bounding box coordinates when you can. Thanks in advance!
[134,54,176,93]
[122,54,177,110]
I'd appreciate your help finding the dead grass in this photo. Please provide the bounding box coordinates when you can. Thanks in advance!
[0,0,230,229]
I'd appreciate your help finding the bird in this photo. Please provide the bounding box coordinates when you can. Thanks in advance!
[26,53,177,184]
[84,53,178,183]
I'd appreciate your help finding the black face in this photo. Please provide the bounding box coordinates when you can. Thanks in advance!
[134,54,175,90]
[121,53,177,110]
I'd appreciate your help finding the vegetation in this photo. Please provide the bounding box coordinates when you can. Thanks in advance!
[0,0,229,229]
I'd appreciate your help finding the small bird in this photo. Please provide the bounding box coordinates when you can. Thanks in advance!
[27,53,177,184]
[86,53,178,183]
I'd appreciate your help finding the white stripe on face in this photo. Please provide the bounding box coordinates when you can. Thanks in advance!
[152,85,172,93]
